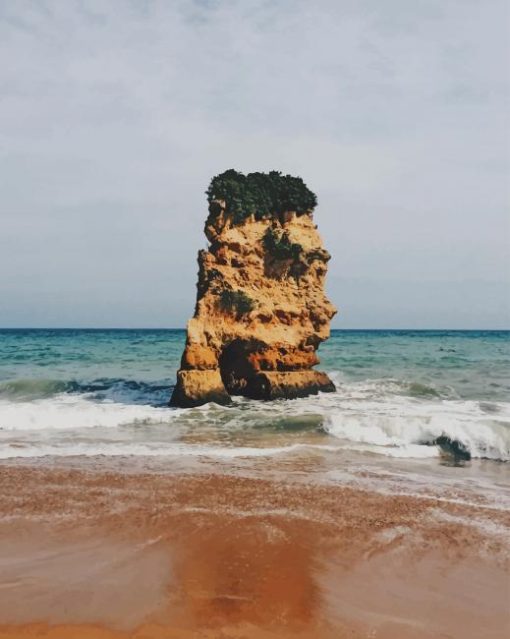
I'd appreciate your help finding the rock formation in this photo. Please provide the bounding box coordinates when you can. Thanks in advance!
[170,170,336,408]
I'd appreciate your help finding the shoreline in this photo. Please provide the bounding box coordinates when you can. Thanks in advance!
[0,459,508,638]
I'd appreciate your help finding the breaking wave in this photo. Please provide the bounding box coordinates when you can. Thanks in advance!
[0,375,508,462]
[322,392,510,461]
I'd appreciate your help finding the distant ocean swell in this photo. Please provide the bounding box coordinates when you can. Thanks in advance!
[0,374,508,462]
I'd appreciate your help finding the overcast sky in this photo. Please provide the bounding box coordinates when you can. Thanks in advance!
[1,0,508,328]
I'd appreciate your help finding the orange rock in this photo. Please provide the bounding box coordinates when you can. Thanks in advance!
[181,344,218,370]
[170,193,336,407]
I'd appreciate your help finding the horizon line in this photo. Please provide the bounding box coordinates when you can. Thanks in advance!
[0,327,508,332]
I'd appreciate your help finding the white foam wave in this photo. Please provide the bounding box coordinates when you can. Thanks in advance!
[229,377,510,461]
[0,440,338,460]
[322,392,510,461]
[0,394,179,431]
[0,379,509,462]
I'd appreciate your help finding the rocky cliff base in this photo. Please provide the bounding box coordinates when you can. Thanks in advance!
[171,369,335,408]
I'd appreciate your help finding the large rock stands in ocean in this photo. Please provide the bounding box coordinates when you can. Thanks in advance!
[170,170,336,407]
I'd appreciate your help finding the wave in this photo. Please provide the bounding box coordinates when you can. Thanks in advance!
[0,374,458,403]
[0,376,508,462]
[0,394,176,431]
[0,440,339,460]
[0,378,171,405]
[321,380,510,462]
[0,379,71,400]
[325,373,459,400]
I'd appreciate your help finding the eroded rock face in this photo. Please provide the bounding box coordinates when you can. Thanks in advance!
[170,181,336,408]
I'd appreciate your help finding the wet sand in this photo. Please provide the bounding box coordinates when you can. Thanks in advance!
[0,460,509,638]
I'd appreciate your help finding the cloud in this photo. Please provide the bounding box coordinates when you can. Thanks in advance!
[0,0,508,327]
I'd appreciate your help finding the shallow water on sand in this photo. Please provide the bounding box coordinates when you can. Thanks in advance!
[0,460,508,639]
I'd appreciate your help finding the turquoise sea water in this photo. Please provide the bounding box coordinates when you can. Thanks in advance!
[0,329,509,464]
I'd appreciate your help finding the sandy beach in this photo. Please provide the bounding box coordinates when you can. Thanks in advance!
[0,458,508,639]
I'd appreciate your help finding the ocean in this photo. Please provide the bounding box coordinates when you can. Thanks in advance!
[0,328,508,467]
[1,328,510,635]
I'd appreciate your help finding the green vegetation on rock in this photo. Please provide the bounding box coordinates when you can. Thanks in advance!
[207,169,317,224]
[263,228,303,261]
[218,289,255,318]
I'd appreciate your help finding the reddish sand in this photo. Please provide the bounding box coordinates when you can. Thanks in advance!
[0,463,508,638]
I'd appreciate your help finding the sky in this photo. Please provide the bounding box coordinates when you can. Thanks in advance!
[1,0,509,329]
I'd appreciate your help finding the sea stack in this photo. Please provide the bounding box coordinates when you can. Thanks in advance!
[170,170,336,408]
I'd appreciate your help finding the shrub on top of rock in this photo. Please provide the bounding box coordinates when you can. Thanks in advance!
[206,170,317,224]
